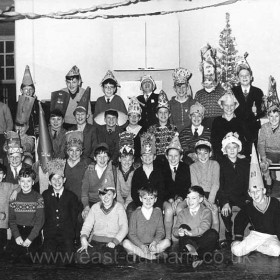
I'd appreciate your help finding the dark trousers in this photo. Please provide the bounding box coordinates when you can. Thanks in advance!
[0,134,5,163]
[179,229,219,259]
[220,201,248,239]
[76,240,120,264]
[8,225,42,259]
[0,228,7,251]
[43,233,74,264]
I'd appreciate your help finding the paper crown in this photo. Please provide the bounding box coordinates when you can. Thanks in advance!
[3,131,23,154]
[119,131,135,155]
[50,90,70,117]
[172,67,192,85]
[166,134,182,153]
[249,144,264,190]
[235,52,252,75]
[46,158,66,177]
[74,87,91,115]
[157,90,170,110]
[65,130,83,150]
[265,76,280,113]
[16,95,35,125]
[221,132,242,154]
[127,97,142,115]
[66,65,81,79]
[100,70,120,87]
[141,132,156,155]
[189,102,205,116]
[218,92,239,109]
[140,75,156,91]
[38,102,54,171]
[195,140,212,150]
[21,65,34,86]
[94,109,128,126]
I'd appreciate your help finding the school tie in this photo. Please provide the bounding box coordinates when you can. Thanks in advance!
[243,89,249,100]
[107,98,110,104]
[194,128,198,138]
[56,193,60,202]
[108,129,112,134]
[13,167,18,178]
[53,130,57,139]
[172,167,176,181]
[144,95,148,102]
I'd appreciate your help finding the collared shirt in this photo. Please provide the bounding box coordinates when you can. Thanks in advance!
[11,164,22,178]
[126,125,142,137]
[104,95,115,103]
[54,187,64,199]
[77,123,86,132]
[95,164,107,179]
[143,164,153,179]
[141,206,153,220]
[241,85,251,94]
[169,163,179,173]
[191,125,203,136]
[144,92,152,101]
[189,205,200,216]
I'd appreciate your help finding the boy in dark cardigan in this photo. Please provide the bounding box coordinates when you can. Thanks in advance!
[162,135,191,240]
[42,158,78,264]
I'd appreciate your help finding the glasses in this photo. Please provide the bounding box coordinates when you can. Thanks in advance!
[22,88,34,94]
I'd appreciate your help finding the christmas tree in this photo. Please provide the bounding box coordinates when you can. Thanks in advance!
[218,13,239,90]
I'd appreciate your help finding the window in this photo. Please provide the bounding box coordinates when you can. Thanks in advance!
[0,37,15,82]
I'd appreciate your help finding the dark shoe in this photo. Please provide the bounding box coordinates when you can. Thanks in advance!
[234,235,243,242]
[219,239,232,249]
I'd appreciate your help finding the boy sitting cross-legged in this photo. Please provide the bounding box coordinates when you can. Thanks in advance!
[123,187,170,260]
[231,145,280,257]
[173,186,219,268]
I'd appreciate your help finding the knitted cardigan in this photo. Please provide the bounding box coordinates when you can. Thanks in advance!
[116,167,134,207]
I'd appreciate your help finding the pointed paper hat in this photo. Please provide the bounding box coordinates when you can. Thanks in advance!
[266,76,280,113]
[21,65,34,86]
[249,144,264,190]
[157,90,170,110]
[73,87,91,115]
[221,132,242,154]
[172,67,192,85]
[166,134,182,153]
[100,70,120,87]
[141,132,156,155]
[119,131,135,155]
[235,52,252,76]
[66,65,82,80]
[65,130,83,150]
[15,95,35,125]
[140,75,156,91]
[128,96,142,115]
[38,102,53,171]
[46,158,66,177]
[50,90,70,117]
[3,131,23,154]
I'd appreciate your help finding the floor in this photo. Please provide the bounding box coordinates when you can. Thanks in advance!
[1,182,279,280]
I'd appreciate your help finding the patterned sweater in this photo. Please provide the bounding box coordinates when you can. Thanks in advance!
[0,183,20,229]
[195,84,225,118]
[128,207,165,247]
[80,201,128,245]
[9,190,45,241]
[148,123,177,155]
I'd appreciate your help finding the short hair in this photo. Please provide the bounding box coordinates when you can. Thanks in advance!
[94,145,110,158]
[0,163,7,175]
[138,187,158,198]
[50,109,64,118]
[188,186,205,198]
[18,167,36,181]
[48,173,64,181]
[195,144,211,154]
[66,75,80,81]
[105,109,118,119]
[237,67,253,77]
[166,147,183,156]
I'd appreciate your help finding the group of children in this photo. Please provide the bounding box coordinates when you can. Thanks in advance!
[0,53,280,268]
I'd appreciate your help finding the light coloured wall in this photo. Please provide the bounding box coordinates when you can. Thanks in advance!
[15,0,280,102]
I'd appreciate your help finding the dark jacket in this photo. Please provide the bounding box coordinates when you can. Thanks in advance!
[42,188,78,240]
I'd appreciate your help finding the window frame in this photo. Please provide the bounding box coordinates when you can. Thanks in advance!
[0,36,15,84]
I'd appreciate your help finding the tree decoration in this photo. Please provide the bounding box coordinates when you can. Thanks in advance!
[218,12,239,90]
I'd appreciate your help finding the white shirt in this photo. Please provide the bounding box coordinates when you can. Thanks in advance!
[95,164,107,179]
[104,95,115,103]
[141,207,153,220]
[169,164,179,173]
[11,164,22,178]
[190,205,200,216]
[126,125,142,137]
[55,187,64,199]
[241,85,250,93]
[143,165,153,179]
[77,123,86,132]
[144,92,152,101]
[191,124,203,136]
